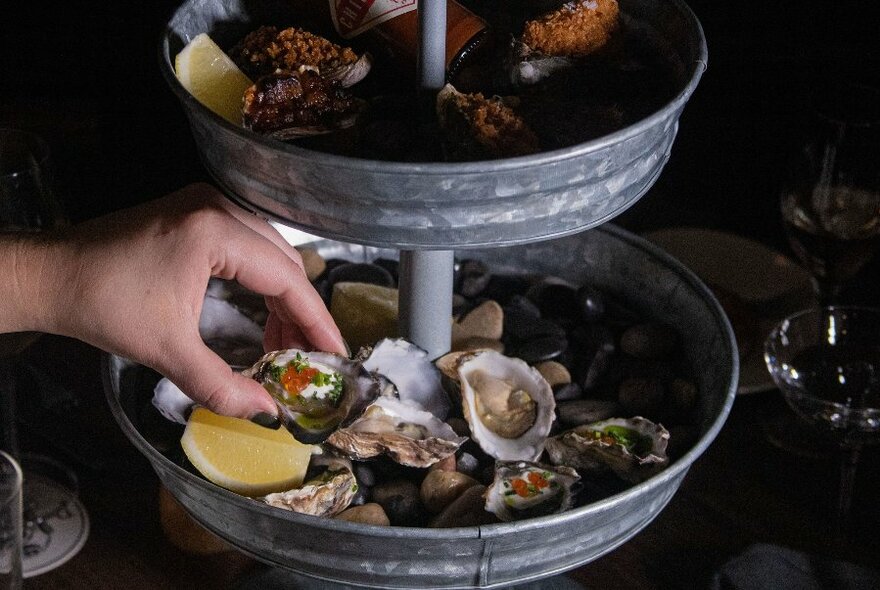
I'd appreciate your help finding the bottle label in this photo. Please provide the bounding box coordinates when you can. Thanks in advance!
[329,0,418,39]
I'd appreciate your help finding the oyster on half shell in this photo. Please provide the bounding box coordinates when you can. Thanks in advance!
[484,461,580,522]
[230,26,372,88]
[436,84,540,161]
[263,455,358,517]
[545,416,669,483]
[451,350,556,461]
[327,396,467,468]
[242,68,367,140]
[509,0,620,86]
[243,349,380,444]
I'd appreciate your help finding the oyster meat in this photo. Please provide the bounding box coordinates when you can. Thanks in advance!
[263,455,358,517]
[243,349,380,444]
[452,350,556,461]
[484,461,580,522]
[327,396,467,468]
[545,416,669,483]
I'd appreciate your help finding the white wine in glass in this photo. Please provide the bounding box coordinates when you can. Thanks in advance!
[779,83,880,305]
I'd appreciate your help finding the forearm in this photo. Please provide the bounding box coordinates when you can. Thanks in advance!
[0,232,70,335]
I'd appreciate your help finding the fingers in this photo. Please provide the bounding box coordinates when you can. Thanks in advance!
[216,219,347,355]
[181,183,345,355]
[263,308,282,351]
[198,185,308,272]
[162,337,279,421]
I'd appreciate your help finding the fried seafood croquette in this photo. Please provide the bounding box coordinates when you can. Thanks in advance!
[521,0,619,57]
[230,26,359,79]
[439,89,540,161]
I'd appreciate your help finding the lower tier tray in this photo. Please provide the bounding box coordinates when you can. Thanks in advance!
[103,225,737,589]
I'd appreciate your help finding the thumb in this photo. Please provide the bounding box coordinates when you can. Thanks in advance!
[160,340,280,425]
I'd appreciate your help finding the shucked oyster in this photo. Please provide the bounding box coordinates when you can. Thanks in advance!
[545,416,669,483]
[484,461,580,522]
[327,396,467,468]
[451,350,556,461]
[436,84,540,161]
[243,349,380,444]
[510,0,620,85]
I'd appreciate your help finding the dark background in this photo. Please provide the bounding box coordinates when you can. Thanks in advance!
[1,0,878,269]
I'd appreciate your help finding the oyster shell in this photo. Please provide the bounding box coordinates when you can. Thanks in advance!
[324,54,373,89]
[152,378,192,425]
[360,338,451,420]
[153,290,265,424]
[263,455,358,517]
[545,416,669,483]
[326,396,467,468]
[509,41,578,87]
[243,349,380,444]
[484,461,580,522]
[452,350,556,461]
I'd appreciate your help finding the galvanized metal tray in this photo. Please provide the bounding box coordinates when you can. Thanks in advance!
[160,0,707,249]
[103,226,737,589]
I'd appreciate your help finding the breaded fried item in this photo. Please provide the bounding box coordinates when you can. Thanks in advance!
[521,0,619,57]
[230,26,359,79]
[438,86,540,161]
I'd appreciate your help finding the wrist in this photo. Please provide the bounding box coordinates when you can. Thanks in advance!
[0,232,73,335]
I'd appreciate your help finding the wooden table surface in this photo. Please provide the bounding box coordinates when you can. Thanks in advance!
[13,332,880,590]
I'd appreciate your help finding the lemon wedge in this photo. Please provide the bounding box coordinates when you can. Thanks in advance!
[174,33,253,125]
[181,407,313,496]
[330,282,400,350]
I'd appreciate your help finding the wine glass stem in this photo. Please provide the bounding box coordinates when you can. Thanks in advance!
[834,444,861,539]
[812,276,840,308]
[0,360,20,460]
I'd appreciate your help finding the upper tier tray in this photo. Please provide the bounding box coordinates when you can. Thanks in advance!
[161,0,706,249]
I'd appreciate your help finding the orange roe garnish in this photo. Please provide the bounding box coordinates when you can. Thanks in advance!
[281,366,320,395]
[527,471,549,489]
[511,478,530,498]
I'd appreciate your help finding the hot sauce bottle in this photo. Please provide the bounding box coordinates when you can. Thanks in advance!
[323,0,492,80]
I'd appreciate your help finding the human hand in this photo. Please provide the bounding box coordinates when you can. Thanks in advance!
[6,183,345,423]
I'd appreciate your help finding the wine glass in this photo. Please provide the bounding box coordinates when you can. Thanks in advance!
[779,83,880,307]
[1,128,89,577]
[764,306,880,539]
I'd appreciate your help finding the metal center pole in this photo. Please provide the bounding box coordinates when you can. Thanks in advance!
[399,0,453,360]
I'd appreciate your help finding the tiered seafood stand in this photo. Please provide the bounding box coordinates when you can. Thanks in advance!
[104,0,737,587]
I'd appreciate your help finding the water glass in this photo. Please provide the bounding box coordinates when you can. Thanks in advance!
[0,451,22,590]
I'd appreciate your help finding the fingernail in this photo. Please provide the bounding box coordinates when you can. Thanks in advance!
[250,412,281,430]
